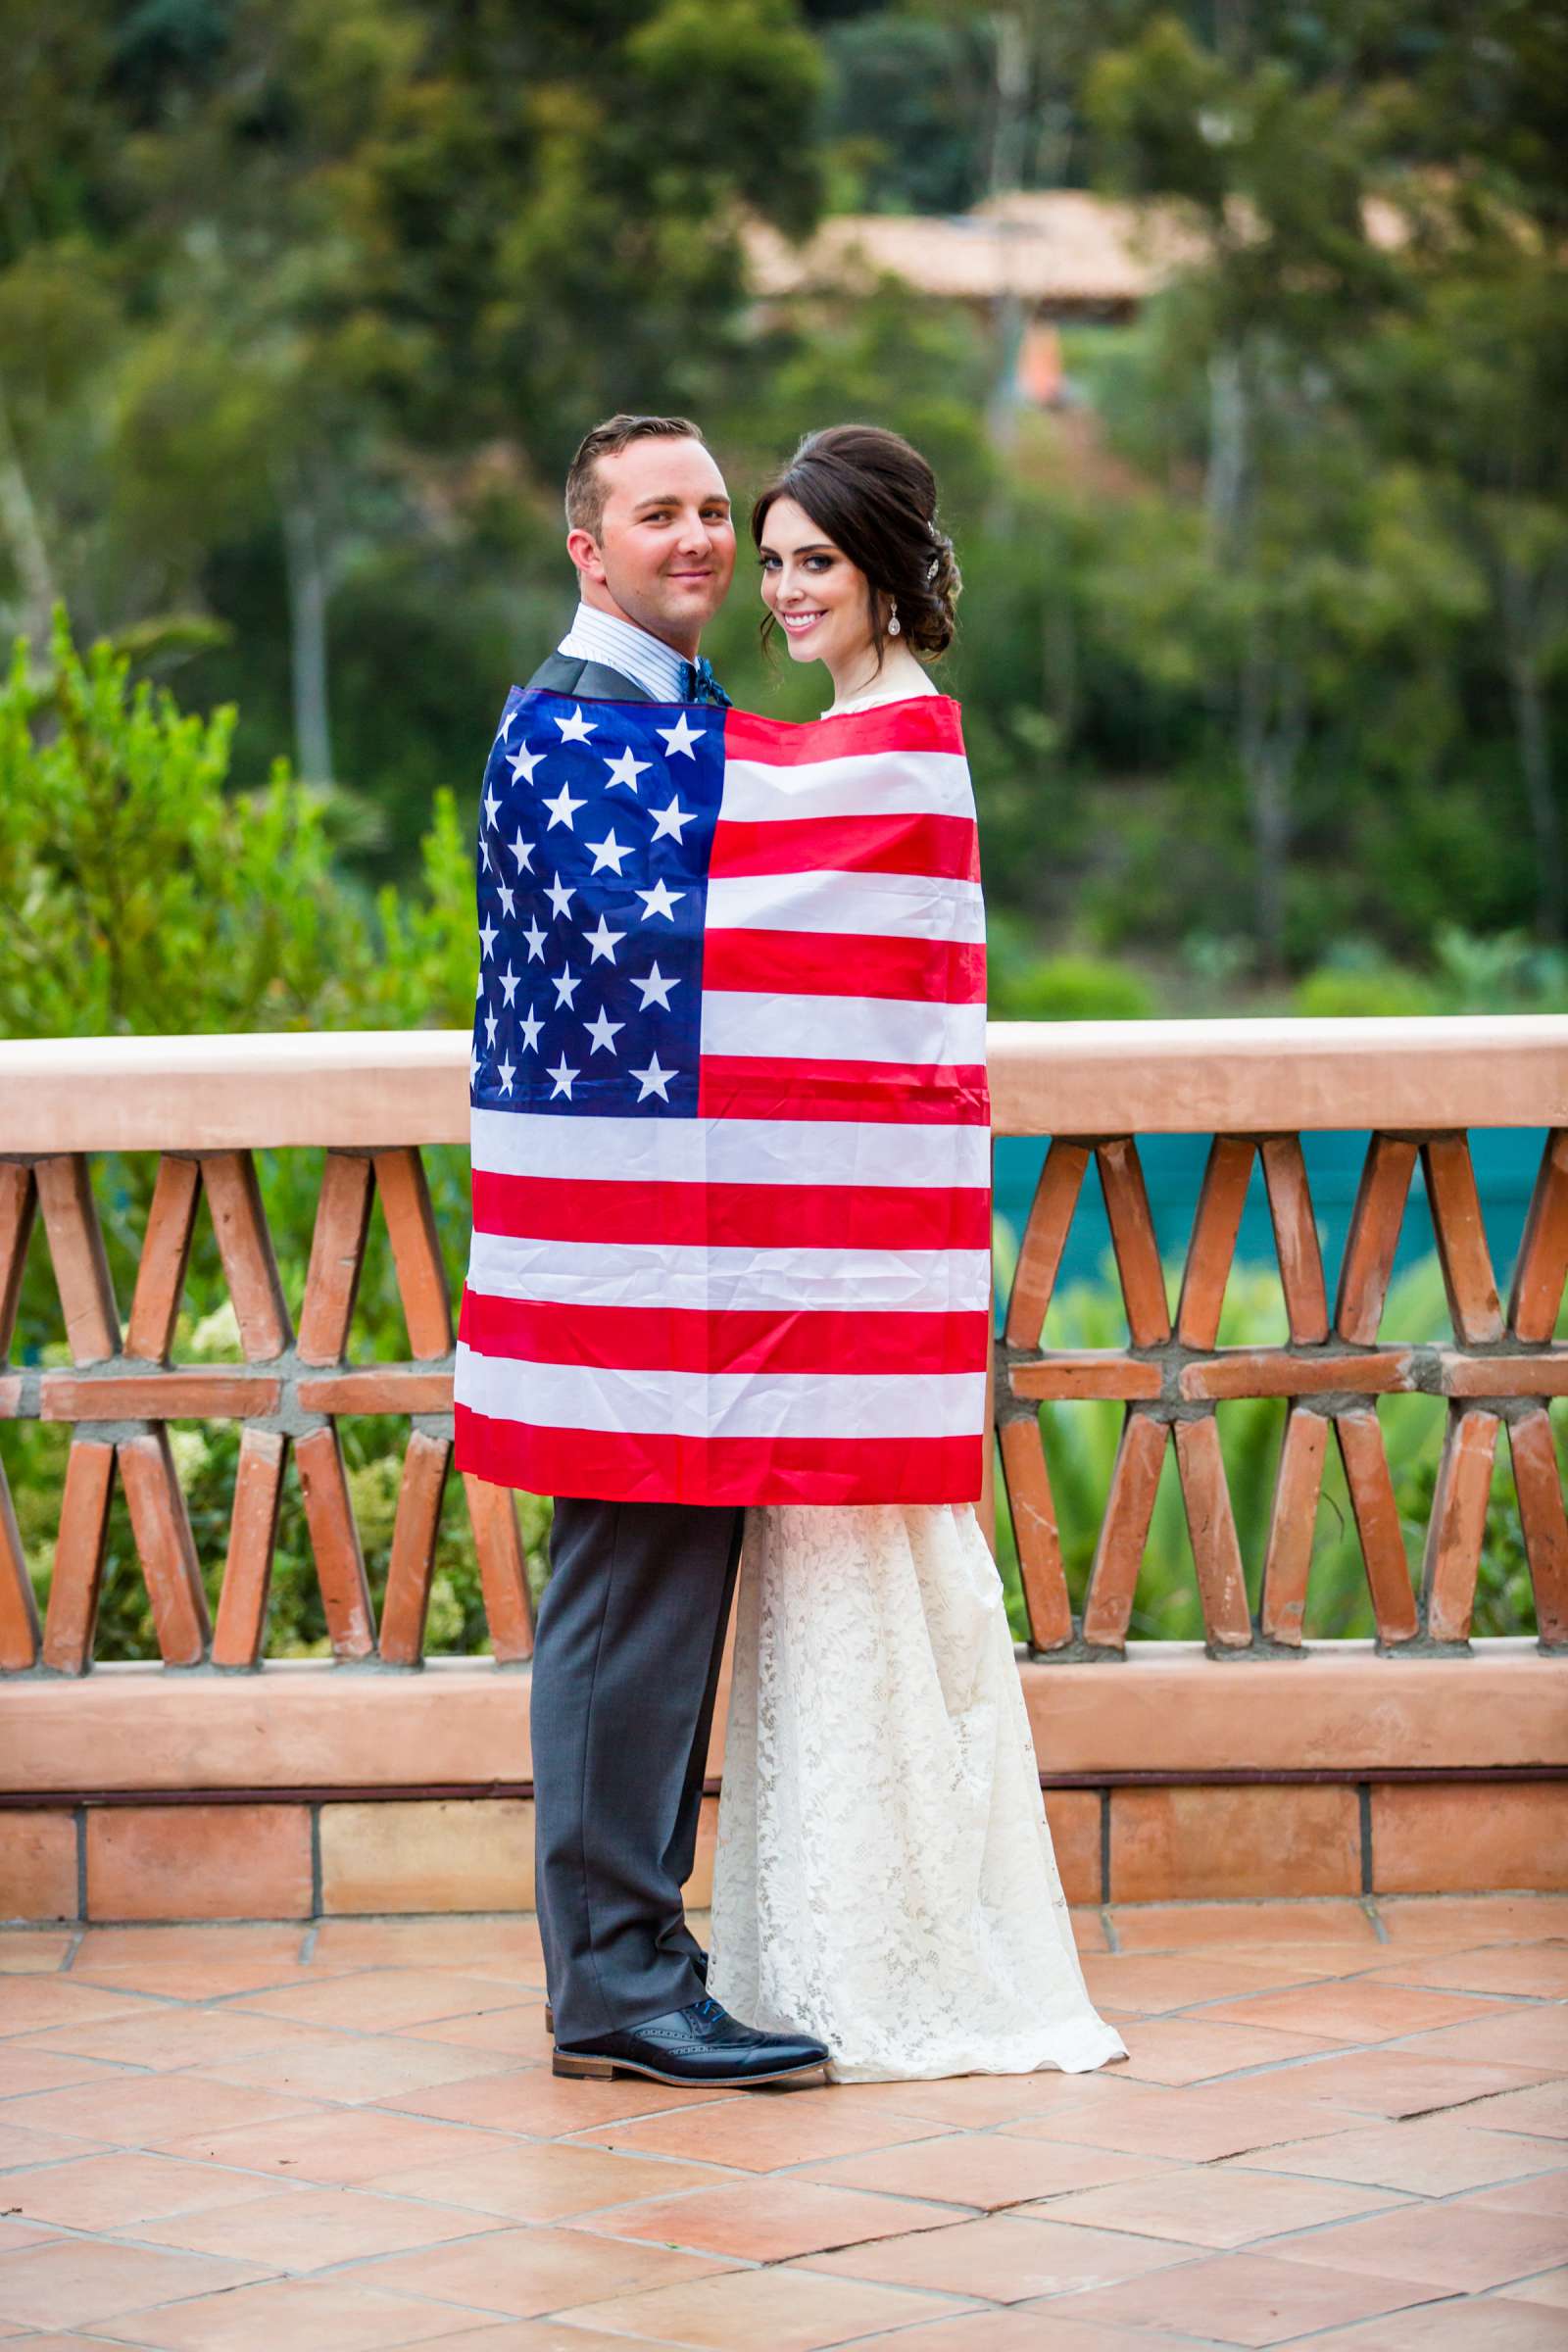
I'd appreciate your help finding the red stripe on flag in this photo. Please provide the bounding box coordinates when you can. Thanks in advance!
[471,1170,992,1251]
[460,1292,989,1377]
[724,698,963,763]
[697,1057,990,1124]
[703,927,986,1004]
[710,811,979,883]
[456,1405,984,1506]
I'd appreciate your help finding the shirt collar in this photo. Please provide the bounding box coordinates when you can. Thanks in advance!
[557,601,690,704]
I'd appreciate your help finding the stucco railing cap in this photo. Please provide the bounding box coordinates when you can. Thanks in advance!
[0,1015,1562,1151]
[986,1014,1567,1134]
[0,1029,471,1152]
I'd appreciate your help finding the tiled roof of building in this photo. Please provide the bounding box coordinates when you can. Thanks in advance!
[744,190,1205,310]
[743,186,1434,312]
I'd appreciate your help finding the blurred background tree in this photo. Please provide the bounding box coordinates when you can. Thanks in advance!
[0,0,1564,1006]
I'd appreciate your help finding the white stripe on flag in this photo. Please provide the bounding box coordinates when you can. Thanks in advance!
[706,868,986,943]
[455,1343,986,1441]
[719,750,975,826]
[700,990,988,1065]
[466,1232,993,1315]
[470,1107,990,1190]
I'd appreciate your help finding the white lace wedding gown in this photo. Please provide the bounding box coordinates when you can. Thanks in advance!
[708,1500,1127,2082]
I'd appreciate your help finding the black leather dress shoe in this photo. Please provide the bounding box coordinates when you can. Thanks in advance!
[553,1993,828,2087]
[546,1947,706,2038]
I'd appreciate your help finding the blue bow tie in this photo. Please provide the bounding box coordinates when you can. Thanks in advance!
[683,657,732,709]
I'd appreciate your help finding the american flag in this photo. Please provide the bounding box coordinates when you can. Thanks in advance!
[454,686,991,1506]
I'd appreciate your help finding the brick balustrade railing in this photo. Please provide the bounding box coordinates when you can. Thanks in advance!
[1,1018,1564,1920]
[988,1023,1567,1657]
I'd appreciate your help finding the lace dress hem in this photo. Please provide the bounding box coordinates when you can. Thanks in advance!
[710,1500,1126,2085]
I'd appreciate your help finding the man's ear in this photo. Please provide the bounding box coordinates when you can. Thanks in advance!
[566,527,608,586]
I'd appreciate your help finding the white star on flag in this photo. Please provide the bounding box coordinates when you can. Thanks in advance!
[583,913,624,963]
[636,878,683,921]
[649,795,694,844]
[658,711,704,759]
[586,828,630,876]
[482,784,501,828]
[544,873,575,920]
[475,968,484,1000]
[498,962,520,1006]
[521,916,547,961]
[583,1006,623,1054]
[507,742,543,785]
[508,830,534,870]
[552,964,581,1008]
[633,961,679,1009]
[555,706,596,743]
[547,1054,579,1099]
[479,915,498,959]
[479,836,492,872]
[469,1045,481,1083]
[517,1004,543,1052]
[483,1008,498,1047]
[604,746,652,795]
[505,700,529,737]
[631,1052,675,1102]
[543,782,585,830]
[498,1056,516,1097]
[497,881,516,917]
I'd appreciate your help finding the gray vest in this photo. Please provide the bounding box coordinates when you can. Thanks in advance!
[525,652,656,705]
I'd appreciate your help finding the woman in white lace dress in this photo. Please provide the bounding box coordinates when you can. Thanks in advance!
[707,427,1126,2083]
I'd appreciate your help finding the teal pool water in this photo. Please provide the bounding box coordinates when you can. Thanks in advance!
[993,1128,1547,1309]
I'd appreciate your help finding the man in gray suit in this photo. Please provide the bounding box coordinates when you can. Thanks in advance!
[524,414,827,2089]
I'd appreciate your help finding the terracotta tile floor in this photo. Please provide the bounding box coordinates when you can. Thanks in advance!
[0,1894,1564,2349]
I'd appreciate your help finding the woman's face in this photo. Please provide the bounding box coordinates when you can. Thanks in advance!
[757,496,875,673]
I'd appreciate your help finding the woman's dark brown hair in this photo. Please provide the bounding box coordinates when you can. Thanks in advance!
[751,424,960,667]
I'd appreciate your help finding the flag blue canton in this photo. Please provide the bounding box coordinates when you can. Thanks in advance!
[469,689,723,1120]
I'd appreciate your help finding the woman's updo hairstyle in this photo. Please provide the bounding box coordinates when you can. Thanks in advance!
[752,423,960,665]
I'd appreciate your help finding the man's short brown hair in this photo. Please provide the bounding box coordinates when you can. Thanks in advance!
[564,414,707,541]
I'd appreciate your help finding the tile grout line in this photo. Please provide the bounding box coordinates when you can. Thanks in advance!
[309,1802,323,1922]
[74,1804,87,1932]
[2,1988,1560,2156]
[1358,1784,1375,1900]
[6,1947,1560,2164]
[18,2145,1566,2310]
[778,2190,1565,2338]
[2,1980,1561,2141]
[2,2118,1563,2319]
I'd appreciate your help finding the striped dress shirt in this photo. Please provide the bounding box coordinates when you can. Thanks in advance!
[556,602,690,703]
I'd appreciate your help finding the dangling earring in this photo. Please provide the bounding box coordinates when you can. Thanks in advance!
[887,602,902,638]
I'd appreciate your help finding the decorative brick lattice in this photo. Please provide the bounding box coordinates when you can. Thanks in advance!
[0,1148,533,1674]
[999,1129,1568,1655]
[2,1113,1564,1672]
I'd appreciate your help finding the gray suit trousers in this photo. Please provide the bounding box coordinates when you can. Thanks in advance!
[520,649,735,2040]
[532,1496,745,2044]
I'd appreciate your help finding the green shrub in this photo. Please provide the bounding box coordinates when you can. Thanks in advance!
[993,952,1156,1023]
[1295,959,1442,1018]
[0,612,367,1040]
[1295,928,1568,1018]
[0,614,553,1647]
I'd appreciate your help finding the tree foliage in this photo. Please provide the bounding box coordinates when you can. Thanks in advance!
[0,0,1563,986]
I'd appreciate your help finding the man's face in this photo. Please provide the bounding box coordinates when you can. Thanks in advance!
[567,435,735,656]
